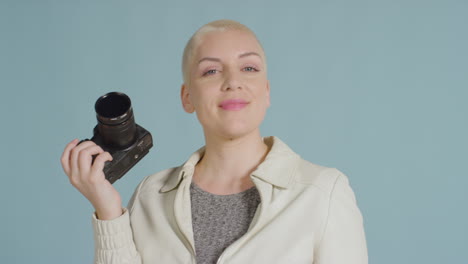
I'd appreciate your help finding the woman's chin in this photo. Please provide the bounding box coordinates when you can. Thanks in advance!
[205,124,259,141]
[199,114,265,141]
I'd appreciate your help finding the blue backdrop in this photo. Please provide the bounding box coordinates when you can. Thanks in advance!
[1,0,467,263]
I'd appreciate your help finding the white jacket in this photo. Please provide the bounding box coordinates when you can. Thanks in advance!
[92,136,368,263]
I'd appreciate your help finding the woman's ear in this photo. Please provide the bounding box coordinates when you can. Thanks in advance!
[180,84,195,113]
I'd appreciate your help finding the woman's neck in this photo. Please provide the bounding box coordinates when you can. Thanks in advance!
[193,130,270,195]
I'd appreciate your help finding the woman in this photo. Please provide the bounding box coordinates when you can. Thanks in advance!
[61,19,368,264]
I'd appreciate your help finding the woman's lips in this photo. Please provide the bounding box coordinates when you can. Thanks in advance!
[219,99,249,111]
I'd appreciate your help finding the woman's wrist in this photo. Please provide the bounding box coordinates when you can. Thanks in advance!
[95,207,124,220]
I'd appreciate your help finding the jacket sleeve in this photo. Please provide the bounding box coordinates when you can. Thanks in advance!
[92,177,147,264]
[314,171,368,264]
[92,208,142,264]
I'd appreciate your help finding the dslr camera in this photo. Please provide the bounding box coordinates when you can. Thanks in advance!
[80,92,153,184]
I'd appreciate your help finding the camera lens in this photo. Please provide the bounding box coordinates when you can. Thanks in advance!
[94,92,137,149]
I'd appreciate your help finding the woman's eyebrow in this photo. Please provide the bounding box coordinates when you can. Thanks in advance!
[238,51,262,59]
[198,57,221,65]
[197,52,262,65]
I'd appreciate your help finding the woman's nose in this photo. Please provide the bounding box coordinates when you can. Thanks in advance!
[221,69,243,91]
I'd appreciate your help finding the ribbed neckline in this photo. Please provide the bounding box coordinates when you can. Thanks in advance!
[190,181,257,197]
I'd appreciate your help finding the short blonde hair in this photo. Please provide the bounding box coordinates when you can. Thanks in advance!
[181,19,266,85]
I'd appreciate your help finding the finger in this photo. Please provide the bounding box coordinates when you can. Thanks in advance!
[78,145,105,177]
[61,139,79,175]
[90,152,113,181]
[70,140,97,177]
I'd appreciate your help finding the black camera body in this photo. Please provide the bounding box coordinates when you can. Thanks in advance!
[88,123,153,184]
[81,92,153,184]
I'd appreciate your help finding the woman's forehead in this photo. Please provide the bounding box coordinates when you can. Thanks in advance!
[193,30,265,60]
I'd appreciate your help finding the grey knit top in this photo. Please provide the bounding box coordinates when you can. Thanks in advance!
[190,182,261,264]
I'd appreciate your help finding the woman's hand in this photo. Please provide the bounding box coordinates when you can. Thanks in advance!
[61,139,123,220]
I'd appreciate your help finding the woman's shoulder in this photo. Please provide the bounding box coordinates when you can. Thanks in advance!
[294,158,349,194]
[265,136,349,194]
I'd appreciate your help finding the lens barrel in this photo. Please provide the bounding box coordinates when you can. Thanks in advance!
[94,92,137,149]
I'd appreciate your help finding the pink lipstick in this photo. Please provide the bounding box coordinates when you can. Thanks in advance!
[219,99,249,111]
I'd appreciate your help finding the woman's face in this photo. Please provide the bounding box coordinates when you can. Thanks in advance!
[181,29,270,140]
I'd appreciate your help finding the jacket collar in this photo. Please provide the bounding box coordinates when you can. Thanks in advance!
[251,136,301,188]
[159,136,300,193]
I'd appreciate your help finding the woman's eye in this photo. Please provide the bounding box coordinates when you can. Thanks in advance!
[243,66,258,72]
[203,69,218,76]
